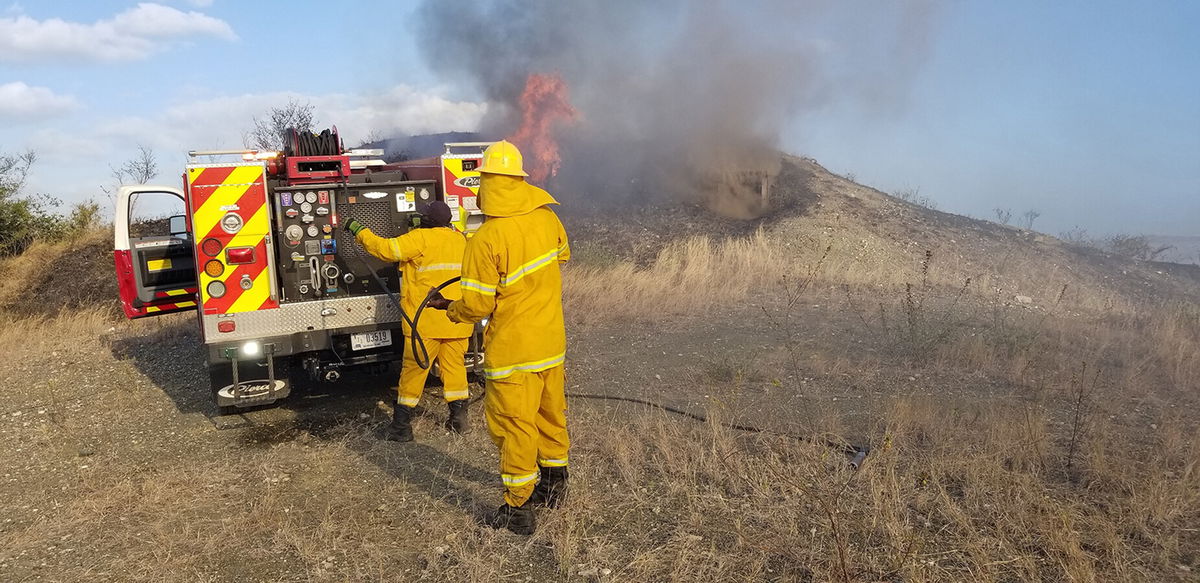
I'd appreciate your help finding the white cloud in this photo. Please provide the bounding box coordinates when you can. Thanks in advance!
[0,3,235,62]
[0,81,79,118]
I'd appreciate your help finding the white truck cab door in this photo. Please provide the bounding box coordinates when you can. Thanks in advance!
[113,185,198,318]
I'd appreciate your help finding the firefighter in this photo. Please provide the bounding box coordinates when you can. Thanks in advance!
[428,140,570,536]
[344,201,473,441]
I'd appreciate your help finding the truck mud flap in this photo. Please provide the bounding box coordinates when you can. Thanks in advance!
[210,345,290,409]
[214,378,290,409]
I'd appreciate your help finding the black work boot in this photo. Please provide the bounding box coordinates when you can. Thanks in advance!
[487,502,535,535]
[385,404,414,442]
[527,466,569,509]
[445,399,470,434]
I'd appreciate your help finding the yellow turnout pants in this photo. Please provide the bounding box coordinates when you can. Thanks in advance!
[397,336,470,407]
[485,365,570,507]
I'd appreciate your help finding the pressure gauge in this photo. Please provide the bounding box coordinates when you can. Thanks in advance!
[220,212,243,234]
[300,202,313,214]
[305,192,319,204]
[307,225,318,237]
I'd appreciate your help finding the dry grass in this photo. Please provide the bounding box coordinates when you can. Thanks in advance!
[564,230,786,324]
[564,219,1145,329]
[0,227,118,318]
[4,185,1200,579]
[6,395,1195,582]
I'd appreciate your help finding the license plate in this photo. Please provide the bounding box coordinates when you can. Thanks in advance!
[350,330,392,351]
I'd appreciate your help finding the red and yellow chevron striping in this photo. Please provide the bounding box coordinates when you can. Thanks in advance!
[441,157,482,234]
[188,164,278,315]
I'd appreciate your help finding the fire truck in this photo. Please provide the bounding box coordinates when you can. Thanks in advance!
[113,128,490,411]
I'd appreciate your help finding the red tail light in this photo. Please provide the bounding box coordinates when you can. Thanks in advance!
[225,247,255,264]
[217,320,236,333]
[201,238,222,257]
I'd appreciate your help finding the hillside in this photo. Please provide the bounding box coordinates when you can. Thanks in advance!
[566,155,1200,310]
[1,156,1198,581]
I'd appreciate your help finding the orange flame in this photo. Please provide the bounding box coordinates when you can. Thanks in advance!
[509,73,577,183]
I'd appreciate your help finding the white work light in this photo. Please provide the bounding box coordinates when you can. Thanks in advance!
[242,341,261,357]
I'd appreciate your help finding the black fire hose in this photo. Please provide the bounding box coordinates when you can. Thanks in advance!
[404,278,872,470]
[346,253,433,370]
[565,392,870,469]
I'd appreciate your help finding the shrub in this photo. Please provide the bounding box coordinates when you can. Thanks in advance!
[0,151,104,255]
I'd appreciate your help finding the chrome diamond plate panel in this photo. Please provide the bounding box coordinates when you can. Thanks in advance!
[201,293,403,343]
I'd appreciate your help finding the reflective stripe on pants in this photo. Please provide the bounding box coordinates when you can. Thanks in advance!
[398,336,470,407]
[485,365,569,507]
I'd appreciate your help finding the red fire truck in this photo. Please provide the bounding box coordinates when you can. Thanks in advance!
[113,129,488,411]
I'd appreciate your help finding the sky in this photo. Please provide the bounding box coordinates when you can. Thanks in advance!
[1,1,1197,237]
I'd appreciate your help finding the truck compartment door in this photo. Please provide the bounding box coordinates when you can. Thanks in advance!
[114,186,198,318]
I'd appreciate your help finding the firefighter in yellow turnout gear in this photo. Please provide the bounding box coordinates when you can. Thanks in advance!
[346,201,473,442]
[428,141,570,535]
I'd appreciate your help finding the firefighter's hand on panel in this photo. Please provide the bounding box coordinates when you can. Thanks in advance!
[344,217,365,236]
[426,288,451,310]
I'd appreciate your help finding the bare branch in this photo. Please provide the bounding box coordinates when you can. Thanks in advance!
[245,99,317,151]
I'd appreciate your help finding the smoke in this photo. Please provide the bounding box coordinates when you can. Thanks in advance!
[417,0,940,218]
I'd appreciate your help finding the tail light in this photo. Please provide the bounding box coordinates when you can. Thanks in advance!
[201,238,222,257]
[217,320,236,333]
[225,247,255,264]
[204,260,225,277]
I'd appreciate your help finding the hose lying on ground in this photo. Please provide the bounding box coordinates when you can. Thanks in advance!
[411,280,872,470]
[331,247,872,470]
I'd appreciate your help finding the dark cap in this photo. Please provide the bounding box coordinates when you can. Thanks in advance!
[418,200,453,228]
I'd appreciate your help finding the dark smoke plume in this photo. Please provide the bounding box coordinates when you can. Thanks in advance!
[418,0,939,218]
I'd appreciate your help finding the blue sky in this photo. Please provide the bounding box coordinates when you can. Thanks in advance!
[1,1,1197,236]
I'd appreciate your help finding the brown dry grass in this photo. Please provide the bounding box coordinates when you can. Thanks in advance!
[553,224,1200,580]
[6,386,1195,581]
[4,190,1200,580]
[564,230,784,324]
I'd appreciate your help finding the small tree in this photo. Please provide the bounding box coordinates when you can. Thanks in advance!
[0,151,42,255]
[993,207,1013,225]
[356,129,384,149]
[112,145,158,185]
[245,100,317,151]
[1059,226,1091,245]
[101,146,159,205]
[1105,234,1173,261]
[1021,209,1041,230]
[0,151,94,255]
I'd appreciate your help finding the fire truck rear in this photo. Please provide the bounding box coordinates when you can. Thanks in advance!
[113,129,488,411]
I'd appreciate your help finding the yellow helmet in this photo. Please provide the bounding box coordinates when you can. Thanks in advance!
[477,140,528,177]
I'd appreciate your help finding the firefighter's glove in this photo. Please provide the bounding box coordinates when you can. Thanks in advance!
[345,218,366,237]
[426,289,452,311]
